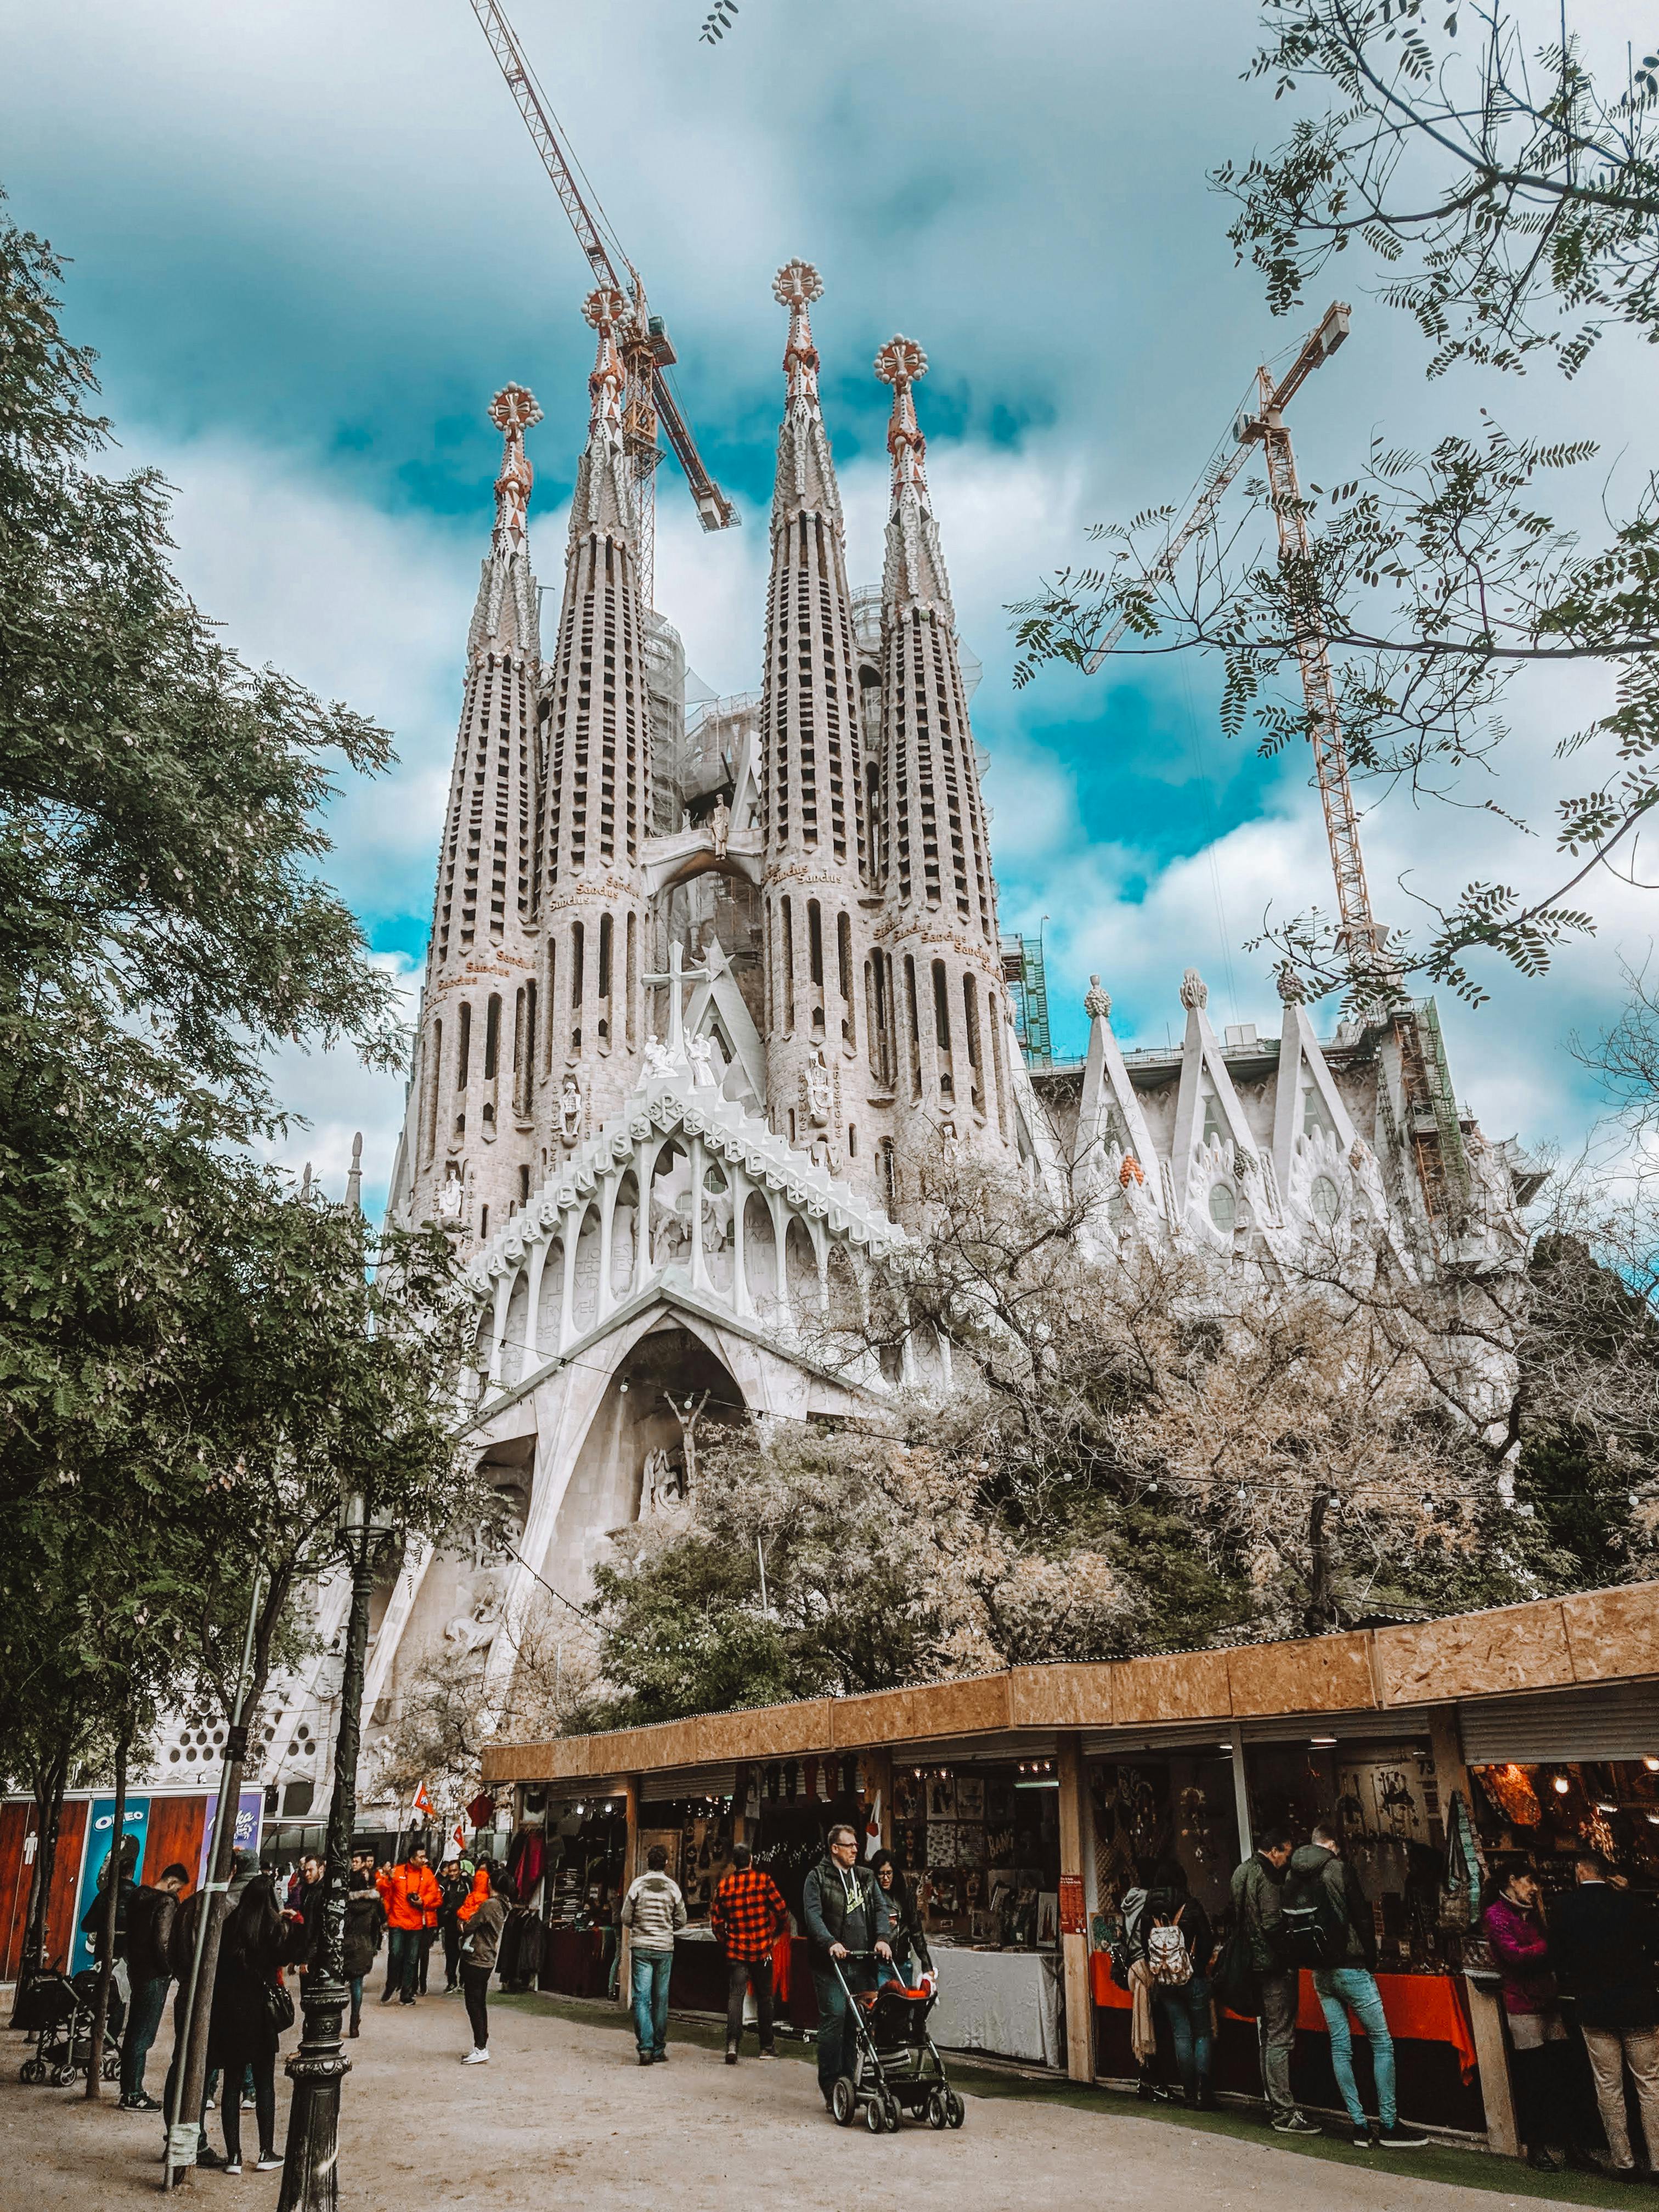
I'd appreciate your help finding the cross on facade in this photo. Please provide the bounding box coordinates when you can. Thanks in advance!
[643,939,715,1059]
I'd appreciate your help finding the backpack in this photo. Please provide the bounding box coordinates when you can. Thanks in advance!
[1146,1908,1193,1987]
[1277,1861,1347,1967]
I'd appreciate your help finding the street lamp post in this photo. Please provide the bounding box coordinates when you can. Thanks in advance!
[277,1489,388,2212]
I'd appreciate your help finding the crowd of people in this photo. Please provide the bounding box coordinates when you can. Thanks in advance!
[73,1834,514,2175]
[60,1809,1659,2175]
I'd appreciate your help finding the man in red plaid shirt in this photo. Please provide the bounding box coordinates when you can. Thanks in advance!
[710,1844,789,2063]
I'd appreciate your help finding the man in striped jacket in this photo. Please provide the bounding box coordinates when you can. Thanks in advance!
[620,1845,687,2066]
[710,1844,789,2064]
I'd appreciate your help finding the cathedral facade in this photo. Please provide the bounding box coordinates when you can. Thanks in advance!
[209,266,1538,1825]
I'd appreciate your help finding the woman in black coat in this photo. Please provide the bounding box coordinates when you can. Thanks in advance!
[868,1850,933,1984]
[204,1875,307,2174]
[342,1871,387,2040]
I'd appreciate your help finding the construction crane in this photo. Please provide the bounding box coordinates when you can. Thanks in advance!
[467,0,740,608]
[1093,304,1469,1221]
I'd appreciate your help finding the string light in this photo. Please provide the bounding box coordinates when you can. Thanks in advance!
[1552,1774,1571,1795]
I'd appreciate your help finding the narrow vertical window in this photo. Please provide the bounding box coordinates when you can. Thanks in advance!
[782,899,796,1032]
[932,960,951,1053]
[808,899,824,987]
[483,994,501,1081]
[522,981,537,1111]
[625,910,637,1049]
[424,1020,442,1161]
[456,1002,472,1089]
[571,920,585,1051]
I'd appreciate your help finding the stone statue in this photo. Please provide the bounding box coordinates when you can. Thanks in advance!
[708,794,731,860]
[687,1031,718,1089]
[805,1045,831,1125]
[641,1447,684,1517]
[558,1073,584,1146]
[437,1169,464,1222]
[1179,968,1208,1013]
[1083,974,1112,1023]
[644,1032,678,1080]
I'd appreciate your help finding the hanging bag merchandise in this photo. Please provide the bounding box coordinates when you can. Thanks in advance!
[1146,1905,1193,1987]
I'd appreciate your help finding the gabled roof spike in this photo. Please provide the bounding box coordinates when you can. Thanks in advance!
[770,258,843,531]
[874,333,953,622]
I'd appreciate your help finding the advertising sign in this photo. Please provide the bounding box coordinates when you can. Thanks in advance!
[70,1797,151,1976]
[197,1791,265,1883]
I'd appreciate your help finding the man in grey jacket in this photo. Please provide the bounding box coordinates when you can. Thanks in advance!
[621,1844,687,2066]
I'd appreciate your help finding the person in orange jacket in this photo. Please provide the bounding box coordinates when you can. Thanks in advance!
[375,1847,442,2007]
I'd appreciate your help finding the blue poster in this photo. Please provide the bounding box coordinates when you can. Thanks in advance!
[196,1790,264,1884]
[70,1796,151,1976]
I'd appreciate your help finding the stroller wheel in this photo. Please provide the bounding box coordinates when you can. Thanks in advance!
[926,2089,948,2128]
[51,2064,76,2088]
[831,2076,857,2128]
[864,2092,885,2134]
[101,2054,120,2081]
[19,2058,44,2086]
[882,2092,902,2133]
[945,2089,966,2129]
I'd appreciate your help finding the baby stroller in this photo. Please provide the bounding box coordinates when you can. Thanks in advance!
[17,1967,123,2087]
[827,1953,964,2134]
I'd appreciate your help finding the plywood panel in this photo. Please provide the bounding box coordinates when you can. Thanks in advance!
[1375,1601,1572,1706]
[41,1799,89,1973]
[1227,1633,1377,1718]
[1561,1584,1659,1685]
[1009,1664,1113,1730]
[1112,1650,1233,1725]
[0,1803,33,1981]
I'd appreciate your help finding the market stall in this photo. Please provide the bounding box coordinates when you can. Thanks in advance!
[531,1790,628,1998]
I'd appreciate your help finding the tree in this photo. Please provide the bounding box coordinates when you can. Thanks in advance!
[1009,7,1659,1005]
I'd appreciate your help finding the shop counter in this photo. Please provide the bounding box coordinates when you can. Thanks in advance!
[928,1944,1064,2068]
[539,1924,613,2001]
[1090,1953,1485,2130]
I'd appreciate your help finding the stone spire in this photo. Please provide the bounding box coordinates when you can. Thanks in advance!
[871,334,1011,1189]
[531,289,653,1148]
[402,385,545,1249]
[759,261,882,1192]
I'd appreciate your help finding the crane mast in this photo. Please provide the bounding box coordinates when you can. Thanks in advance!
[466,0,739,608]
[1093,302,1467,1221]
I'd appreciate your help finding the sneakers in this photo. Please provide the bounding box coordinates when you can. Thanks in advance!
[222,2162,242,2177]
[638,2051,654,2067]
[725,2049,738,2066]
[1272,2112,1319,2134]
[1353,2124,1375,2148]
[652,2049,668,2063]
[758,2046,778,2059]
[1378,2122,1430,2149]
[120,2092,162,2112]
[255,2156,282,2172]
[463,2047,489,2065]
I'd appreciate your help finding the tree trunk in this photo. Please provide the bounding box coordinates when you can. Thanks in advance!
[1304,1484,1338,1635]
[84,1718,129,2100]
[8,1733,71,2027]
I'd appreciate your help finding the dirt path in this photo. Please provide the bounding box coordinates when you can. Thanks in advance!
[0,1973,1614,2212]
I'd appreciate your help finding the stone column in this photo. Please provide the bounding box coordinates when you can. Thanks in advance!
[557,1211,581,1352]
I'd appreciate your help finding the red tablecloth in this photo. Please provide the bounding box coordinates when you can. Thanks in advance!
[1088,1954,1477,2084]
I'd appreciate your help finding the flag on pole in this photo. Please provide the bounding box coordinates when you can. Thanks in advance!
[452,1820,467,1854]
[864,1791,882,1859]
[412,1780,434,1821]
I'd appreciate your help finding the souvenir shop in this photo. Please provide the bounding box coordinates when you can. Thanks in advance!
[512,1785,629,1998]
[483,1578,1658,2154]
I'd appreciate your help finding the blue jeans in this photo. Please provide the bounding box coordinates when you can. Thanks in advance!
[348,1977,363,2031]
[1313,1966,1397,2129]
[631,1948,674,2056]
[1153,1974,1213,2096]
[120,1972,169,2098]
[811,1961,874,2098]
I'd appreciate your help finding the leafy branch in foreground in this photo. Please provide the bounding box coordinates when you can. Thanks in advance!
[1013,418,1657,1000]
[1214,0,1659,377]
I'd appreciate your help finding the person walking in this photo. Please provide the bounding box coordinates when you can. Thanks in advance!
[342,1869,386,2040]
[116,1861,188,2111]
[1284,1822,1428,2149]
[454,1865,512,2064]
[375,1845,442,2006]
[620,1845,687,2066]
[802,1824,891,2114]
[159,1847,261,2148]
[1230,1826,1316,2134]
[1550,1848,1659,2176]
[869,1849,933,1987]
[710,1843,789,2063]
[200,1873,307,2176]
[1139,1858,1216,2109]
[1482,1860,1573,2172]
[437,1858,469,1993]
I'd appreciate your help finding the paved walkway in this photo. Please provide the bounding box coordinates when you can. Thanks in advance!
[0,1973,1639,2212]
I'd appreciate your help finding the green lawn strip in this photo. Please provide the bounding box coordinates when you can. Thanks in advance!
[494,1991,1643,2209]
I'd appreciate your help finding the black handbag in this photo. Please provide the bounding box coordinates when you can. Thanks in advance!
[1211,1928,1260,2019]
[263,1977,296,2034]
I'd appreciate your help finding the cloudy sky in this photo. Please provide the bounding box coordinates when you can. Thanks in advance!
[5,0,1650,1212]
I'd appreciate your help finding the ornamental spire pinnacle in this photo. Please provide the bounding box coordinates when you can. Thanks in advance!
[770,258,842,532]
[571,286,636,546]
[468,382,542,659]
[875,334,952,620]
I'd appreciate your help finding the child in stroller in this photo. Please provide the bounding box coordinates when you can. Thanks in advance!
[826,1952,965,2134]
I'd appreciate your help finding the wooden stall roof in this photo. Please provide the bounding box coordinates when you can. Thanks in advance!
[482,1579,1659,1787]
